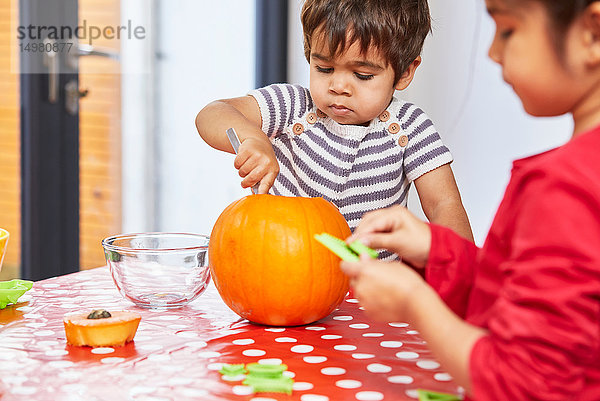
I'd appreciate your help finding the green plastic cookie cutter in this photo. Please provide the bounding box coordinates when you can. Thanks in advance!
[417,389,462,401]
[243,375,293,395]
[246,362,288,377]
[219,363,246,376]
[314,233,378,261]
[0,279,34,309]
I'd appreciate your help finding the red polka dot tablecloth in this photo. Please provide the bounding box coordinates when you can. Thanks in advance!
[0,268,461,400]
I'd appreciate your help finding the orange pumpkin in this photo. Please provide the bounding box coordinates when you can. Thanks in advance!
[209,195,350,326]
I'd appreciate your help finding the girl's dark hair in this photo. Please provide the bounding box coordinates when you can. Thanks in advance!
[300,0,431,84]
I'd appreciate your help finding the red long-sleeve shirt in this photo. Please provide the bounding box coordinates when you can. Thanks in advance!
[426,127,600,400]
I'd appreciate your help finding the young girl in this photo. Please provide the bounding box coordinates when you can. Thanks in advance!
[342,0,600,399]
[195,0,473,243]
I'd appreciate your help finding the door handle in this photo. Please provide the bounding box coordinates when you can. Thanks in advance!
[42,38,59,104]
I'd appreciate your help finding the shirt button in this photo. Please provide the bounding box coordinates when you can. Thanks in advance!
[292,123,304,135]
[398,135,408,147]
[388,123,400,134]
[379,110,390,122]
[316,109,327,118]
[306,113,317,124]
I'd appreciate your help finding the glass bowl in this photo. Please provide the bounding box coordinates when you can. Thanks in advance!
[102,233,210,309]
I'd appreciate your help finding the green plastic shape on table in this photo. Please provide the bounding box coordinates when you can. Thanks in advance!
[0,279,33,309]
[219,362,294,395]
[417,389,462,401]
[314,232,378,262]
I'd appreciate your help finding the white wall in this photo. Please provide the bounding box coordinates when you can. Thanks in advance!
[288,0,572,244]
[153,0,255,235]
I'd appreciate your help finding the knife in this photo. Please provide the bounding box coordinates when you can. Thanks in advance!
[226,128,260,194]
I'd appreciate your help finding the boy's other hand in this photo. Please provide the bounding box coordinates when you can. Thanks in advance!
[348,205,431,268]
[234,136,279,194]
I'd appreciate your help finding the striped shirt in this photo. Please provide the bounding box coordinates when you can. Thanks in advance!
[249,83,453,231]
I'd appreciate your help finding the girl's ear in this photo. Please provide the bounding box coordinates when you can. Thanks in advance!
[395,57,422,91]
[582,3,600,67]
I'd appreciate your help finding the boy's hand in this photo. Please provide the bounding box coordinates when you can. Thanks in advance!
[234,136,279,194]
[348,205,431,268]
[340,255,431,323]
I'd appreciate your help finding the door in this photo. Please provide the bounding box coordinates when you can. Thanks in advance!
[13,0,121,280]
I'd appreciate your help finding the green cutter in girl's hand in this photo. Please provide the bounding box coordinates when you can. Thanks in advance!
[0,279,34,309]
[314,233,378,262]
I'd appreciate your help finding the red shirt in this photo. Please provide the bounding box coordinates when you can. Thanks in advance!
[426,127,600,400]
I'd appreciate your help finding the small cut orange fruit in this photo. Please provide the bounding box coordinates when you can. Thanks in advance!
[64,310,141,347]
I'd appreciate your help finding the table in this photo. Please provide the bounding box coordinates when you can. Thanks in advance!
[0,268,461,400]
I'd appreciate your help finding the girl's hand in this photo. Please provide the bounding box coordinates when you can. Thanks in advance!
[340,255,431,323]
[234,136,280,194]
[348,205,431,268]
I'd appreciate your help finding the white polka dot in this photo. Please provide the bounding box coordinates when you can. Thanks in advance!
[332,315,353,321]
[396,351,419,360]
[291,345,314,354]
[206,362,224,371]
[242,349,266,357]
[129,386,157,396]
[32,339,58,346]
[388,375,414,384]
[349,323,369,329]
[16,306,34,312]
[138,344,163,351]
[356,391,384,401]
[274,337,297,343]
[335,379,362,389]
[232,385,254,395]
[358,307,365,310]
[283,371,296,378]
[44,349,68,357]
[434,372,453,381]
[10,387,37,395]
[367,363,392,373]
[2,376,27,385]
[303,356,327,364]
[388,322,409,328]
[380,341,403,348]
[158,315,181,320]
[168,377,194,386]
[362,333,384,338]
[305,326,326,331]
[417,360,441,370]
[222,374,246,382]
[321,334,342,340]
[148,354,171,362]
[59,371,83,380]
[293,382,314,391]
[178,388,208,397]
[250,398,278,401]
[132,335,152,341]
[176,331,198,338]
[232,339,255,345]
[42,283,60,288]
[25,322,46,328]
[345,298,359,303]
[406,330,419,335]
[321,367,346,375]
[48,360,75,368]
[101,357,125,364]
[405,389,419,399]
[23,313,42,319]
[258,358,283,365]
[33,330,55,336]
[185,341,208,348]
[264,328,285,332]
[351,353,375,360]
[197,351,221,358]
[300,395,329,401]
[334,344,357,351]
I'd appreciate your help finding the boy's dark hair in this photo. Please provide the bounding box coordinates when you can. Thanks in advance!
[301,0,431,85]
